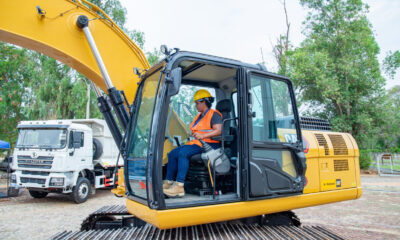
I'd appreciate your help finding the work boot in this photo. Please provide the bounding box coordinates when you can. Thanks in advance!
[163,180,174,190]
[163,182,185,197]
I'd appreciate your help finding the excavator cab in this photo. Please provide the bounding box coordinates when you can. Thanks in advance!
[124,50,307,227]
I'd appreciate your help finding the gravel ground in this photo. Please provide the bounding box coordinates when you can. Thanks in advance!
[295,175,400,240]
[0,189,125,240]
[0,175,399,239]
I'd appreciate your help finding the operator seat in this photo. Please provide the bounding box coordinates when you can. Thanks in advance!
[185,99,236,196]
[213,99,235,156]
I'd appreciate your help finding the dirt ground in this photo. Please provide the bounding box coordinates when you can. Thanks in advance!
[295,175,400,240]
[0,175,399,240]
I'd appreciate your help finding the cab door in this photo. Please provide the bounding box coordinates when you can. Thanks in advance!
[244,70,306,198]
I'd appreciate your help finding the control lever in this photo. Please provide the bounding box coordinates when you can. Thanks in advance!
[173,136,181,147]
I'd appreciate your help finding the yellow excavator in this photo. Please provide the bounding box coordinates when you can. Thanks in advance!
[0,1,361,239]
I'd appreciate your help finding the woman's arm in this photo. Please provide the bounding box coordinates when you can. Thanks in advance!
[193,124,222,140]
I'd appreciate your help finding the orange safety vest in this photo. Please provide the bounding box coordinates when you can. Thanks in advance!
[187,108,223,147]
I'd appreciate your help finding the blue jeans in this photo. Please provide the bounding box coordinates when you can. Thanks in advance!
[166,143,220,183]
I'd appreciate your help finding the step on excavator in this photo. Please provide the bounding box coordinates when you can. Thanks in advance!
[0,1,362,239]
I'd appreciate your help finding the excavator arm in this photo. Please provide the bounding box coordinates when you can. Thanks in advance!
[0,0,150,103]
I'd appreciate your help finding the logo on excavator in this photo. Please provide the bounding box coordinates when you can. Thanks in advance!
[336,179,341,187]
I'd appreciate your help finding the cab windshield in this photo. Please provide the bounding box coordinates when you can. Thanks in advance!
[16,128,67,149]
[126,67,164,199]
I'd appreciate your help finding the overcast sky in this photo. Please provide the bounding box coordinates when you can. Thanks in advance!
[121,0,399,89]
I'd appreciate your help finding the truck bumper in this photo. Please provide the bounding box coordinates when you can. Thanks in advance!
[14,171,74,193]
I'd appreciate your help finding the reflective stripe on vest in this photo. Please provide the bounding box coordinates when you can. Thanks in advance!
[187,108,223,147]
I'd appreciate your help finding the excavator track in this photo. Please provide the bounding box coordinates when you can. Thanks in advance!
[52,205,345,240]
[52,224,345,240]
[80,205,131,231]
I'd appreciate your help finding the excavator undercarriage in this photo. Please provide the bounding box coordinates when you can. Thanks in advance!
[51,205,345,240]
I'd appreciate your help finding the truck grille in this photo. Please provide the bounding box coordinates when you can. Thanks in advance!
[17,155,53,169]
[21,171,50,176]
[20,177,46,185]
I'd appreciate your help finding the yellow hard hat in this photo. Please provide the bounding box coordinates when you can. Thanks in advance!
[193,89,212,103]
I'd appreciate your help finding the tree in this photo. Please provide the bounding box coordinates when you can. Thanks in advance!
[146,48,162,66]
[272,0,291,76]
[378,86,400,150]
[0,43,35,146]
[24,52,102,120]
[271,0,292,115]
[286,0,386,148]
[87,0,145,48]
[383,50,400,79]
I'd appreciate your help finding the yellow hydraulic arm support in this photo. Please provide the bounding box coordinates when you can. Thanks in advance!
[0,0,150,102]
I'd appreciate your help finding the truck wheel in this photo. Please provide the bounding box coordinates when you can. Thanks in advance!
[93,138,103,160]
[29,190,48,198]
[72,177,91,204]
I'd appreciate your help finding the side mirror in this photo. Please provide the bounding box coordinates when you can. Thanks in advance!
[72,132,82,149]
[167,67,182,96]
[69,149,74,156]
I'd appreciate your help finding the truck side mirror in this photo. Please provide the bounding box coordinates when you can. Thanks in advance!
[73,131,82,149]
[167,67,182,96]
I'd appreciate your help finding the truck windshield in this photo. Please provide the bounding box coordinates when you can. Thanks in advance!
[126,67,164,200]
[16,129,67,149]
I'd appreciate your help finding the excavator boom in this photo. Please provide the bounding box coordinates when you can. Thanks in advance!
[0,0,149,103]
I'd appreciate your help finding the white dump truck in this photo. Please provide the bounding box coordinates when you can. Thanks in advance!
[10,119,121,203]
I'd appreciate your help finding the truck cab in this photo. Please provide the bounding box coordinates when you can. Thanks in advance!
[12,119,120,203]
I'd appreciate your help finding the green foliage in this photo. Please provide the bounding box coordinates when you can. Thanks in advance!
[170,85,198,126]
[383,51,400,79]
[389,148,400,154]
[359,150,372,169]
[24,53,93,119]
[0,43,35,147]
[367,86,400,152]
[272,0,291,76]
[127,29,145,49]
[87,0,127,27]
[287,0,387,148]
[86,0,145,48]
[146,48,162,66]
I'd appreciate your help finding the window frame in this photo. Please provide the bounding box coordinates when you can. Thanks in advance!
[124,64,165,206]
[243,69,305,201]
[248,71,302,147]
[154,57,243,210]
